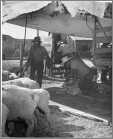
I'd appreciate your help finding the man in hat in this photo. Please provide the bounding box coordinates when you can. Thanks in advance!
[26,36,52,87]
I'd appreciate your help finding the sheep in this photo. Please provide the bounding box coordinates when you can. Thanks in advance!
[2,84,50,117]
[2,85,50,136]
[9,73,18,80]
[5,117,29,137]
[2,77,40,89]
[2,70,18,81]
[2,103,9,137]
[32,88,50,118]
[2,85,39,136]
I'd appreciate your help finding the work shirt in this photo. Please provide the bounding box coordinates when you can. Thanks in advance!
[27,45,51,68]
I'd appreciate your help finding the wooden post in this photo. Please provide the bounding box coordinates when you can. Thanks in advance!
[51,34,55,61]
[92,15,97,57]
[51,33,55,77]
[20,44,23,75]
[20,16,27,77]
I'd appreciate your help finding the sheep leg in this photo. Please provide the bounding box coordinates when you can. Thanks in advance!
[25,118,35,137]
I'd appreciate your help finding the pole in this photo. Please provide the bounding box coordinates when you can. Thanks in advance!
[20,15,27,77]
[51,33,55,77]
[92,15,97,57]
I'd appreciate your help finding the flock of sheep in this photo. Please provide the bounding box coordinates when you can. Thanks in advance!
[2,71,51,137]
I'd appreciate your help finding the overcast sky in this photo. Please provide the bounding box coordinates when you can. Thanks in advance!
[2,23,50,41]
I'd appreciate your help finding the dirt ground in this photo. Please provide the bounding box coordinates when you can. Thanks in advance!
[43,80,112,120]
[42,79,112,138]
[48,105,112,138]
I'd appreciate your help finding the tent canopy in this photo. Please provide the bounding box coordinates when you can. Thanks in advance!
[3,1,112,22]
[3,1,112,43]
[2,1,51,23]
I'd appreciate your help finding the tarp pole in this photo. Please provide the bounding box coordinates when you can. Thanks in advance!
[20,15,27,77]
[92,15,97,56]
[93,16,102,84]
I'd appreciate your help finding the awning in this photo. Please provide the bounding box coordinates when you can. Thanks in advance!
[62,1,111,18]
[3,1,111,22]
[3,1,112,43]
[2,1,51,23]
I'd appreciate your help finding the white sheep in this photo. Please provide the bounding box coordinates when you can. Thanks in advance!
[2,85,39,136]
[2,84,50,117]
[2,77,40,89]
[32,88,50,118]
[2,103,9,137]
[2,70,18,81]
[2,85,50,136]
[9,73,18,80]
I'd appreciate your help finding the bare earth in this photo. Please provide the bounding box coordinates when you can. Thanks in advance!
[48,105,112,138]
[43,80,112,138]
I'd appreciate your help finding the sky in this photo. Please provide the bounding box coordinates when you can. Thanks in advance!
[2,23,49,40]
[2,0,51,40]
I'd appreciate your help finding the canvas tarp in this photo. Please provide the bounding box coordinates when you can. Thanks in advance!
[2,1,51,23]
[3,1,112,43]
[3,1,111,22]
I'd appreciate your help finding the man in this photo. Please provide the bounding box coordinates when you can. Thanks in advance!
[26,36,52,87]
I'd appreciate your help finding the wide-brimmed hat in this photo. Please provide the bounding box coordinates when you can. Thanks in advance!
[32,36,41,42]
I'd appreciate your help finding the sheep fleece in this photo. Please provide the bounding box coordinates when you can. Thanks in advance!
[2,85,50,119]
[2,77,40,89]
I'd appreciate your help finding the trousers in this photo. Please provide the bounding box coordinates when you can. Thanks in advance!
[30,62,44,87]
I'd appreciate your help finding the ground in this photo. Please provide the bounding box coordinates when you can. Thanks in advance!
[44,80,112,138]
[2,60,112,138]
[48,105,112,138]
